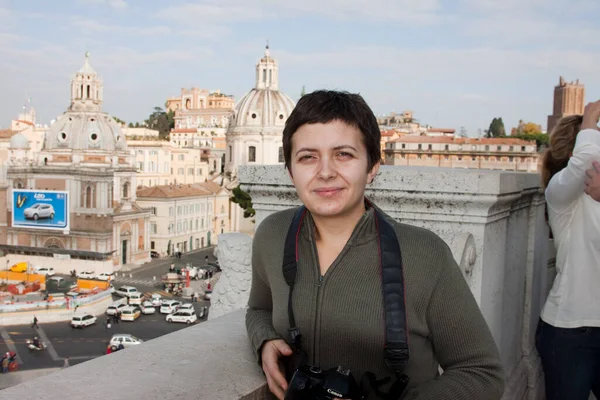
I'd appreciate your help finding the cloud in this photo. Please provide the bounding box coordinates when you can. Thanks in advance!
[0,7,9,20]
[159,0,443,24]
[70,17,171,35]
[77,0,127,9]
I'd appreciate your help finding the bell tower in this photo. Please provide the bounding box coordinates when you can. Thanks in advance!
[255,43,279,90]
[70,52,104,112]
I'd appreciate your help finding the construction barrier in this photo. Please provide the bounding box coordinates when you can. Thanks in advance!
[0,271,46,284]
[77,279,109,291]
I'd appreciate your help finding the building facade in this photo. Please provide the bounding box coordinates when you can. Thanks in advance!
[547,76,585,134]
[225,45,296,176]
[167,88,235,129]
[384,136,538,172]
[0,53,152,271]
[136,182,230,255]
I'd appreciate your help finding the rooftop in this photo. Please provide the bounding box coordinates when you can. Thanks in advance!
[390,136,536,145]
[136,182,224,199]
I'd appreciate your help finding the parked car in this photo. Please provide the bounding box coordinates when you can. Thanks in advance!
[9,262,28,273]
[204,291,212,301]
[150,293,163,307]
[108,334,143,351]
[160,300,181,314]
[166,310,197,324]
[34,266,55,276]
[71,313,97,328]
[47,276,66,285]
[24,203,55,220]
[150,251,159,258]
[140,301,156,315]
[127,292,144,305]
[95,272,114,281]
[77,271,96,279]
[120,306,141,322]
[106,303,128,316]
[115,286,138,298]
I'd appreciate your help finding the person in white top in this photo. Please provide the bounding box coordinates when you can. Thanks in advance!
[536,100,600,400]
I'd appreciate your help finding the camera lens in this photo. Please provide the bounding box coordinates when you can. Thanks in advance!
[309,366,322,374]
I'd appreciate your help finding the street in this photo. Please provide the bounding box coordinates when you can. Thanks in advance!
[0,247,218,372]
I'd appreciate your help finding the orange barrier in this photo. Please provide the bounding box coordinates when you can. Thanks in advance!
[0,271,46,284]
[77,278,109,291]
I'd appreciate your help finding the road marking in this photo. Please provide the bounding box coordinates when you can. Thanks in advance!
[0,329,23,364]
[35,326,61,361]
[8,331,21,335]
[57,340,64,343]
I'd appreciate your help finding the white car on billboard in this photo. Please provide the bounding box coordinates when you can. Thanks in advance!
[24,203,55,220]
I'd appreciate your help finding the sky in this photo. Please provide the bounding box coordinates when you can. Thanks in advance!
[1,0,600,136]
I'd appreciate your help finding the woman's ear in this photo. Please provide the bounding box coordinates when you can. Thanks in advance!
[368,162,380,184]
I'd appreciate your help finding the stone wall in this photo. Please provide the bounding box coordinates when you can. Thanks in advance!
[238,165,549,400]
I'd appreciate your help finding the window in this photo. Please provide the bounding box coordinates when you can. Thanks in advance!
[150,161,155,172]
[122,183,129,199]
[220,205,225,213]
[178,168,184,175]
[197,168,202,176]
[169,207,173,216]
[484,156,489,161]
[427,154,432,159]
[179,155,184,161]
[228,146,232,162]
[444,145,449,151]
[444,155,449,160]
[195,219,199,230]
[151,223,157,234]
[138,162,143,171]
[137,150,143,155]
[509,146,514,151]
[278,147,284,163]
[248,146,256,162]
[521,146,526,151]
[171,168,174,174]
[417,155,422,159]
[164,162,168,173]
[188,168,194,175]
[497,146,502,151]
[184,221,188,231]
[509,156,514,162]
[151,241,155,250]
[428,144,432,150]
[471,156,476,161]
[201,218,205,228]
[457,156,463,161]
[168,224,173,234]
[196,204,200,212]
[401,144,405,149]
[85,186,92,208]
[418,144,422,150]
[208,203,213,213]
[177,222,182,232]
[485,145,490,151]
[177,206,182,215]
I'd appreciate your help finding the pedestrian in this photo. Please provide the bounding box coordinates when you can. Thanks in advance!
[118,344,124,352]
[62,357,70,369]
[205,255,209,265]
[170,263,175,272]
[31,315,39,329]
[105,317,111,330]
[537,101,600,400]
[1,354,8,374]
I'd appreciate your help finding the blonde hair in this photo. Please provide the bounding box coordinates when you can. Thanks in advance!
[541,115,583,188]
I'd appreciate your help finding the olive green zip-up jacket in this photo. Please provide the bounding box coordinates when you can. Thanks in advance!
[246,206,504,399]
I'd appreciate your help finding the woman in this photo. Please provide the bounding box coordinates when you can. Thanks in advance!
[246,90,504,400]
[537,100,600,400]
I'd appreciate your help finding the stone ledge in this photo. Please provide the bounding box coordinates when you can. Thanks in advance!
[1,309,270,400]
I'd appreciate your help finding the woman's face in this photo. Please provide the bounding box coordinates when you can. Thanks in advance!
[289,120,379,220]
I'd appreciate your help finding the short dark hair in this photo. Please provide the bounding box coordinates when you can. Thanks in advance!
[282,90,381,171]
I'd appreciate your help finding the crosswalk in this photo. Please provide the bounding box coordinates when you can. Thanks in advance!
[143,290,173,298]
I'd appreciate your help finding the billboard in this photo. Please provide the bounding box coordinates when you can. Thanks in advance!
[12,189,69,231]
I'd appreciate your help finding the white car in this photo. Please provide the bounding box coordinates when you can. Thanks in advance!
[160,300,181,314]
[177,303,194,313]
[24,203,55,220]
[77,271,96,279]
[34,266,55,276]
[106,303,127,316]
[71,313,97,328]
[95,272,114,281]
[140,301,156,315]
[109,334,143,351]
[120,306,141,321]
[128,292,144,305]
[115,286,138,298]
[150,293,162,307]
[166,310,197,324]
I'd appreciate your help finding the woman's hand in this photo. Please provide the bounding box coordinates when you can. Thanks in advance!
[581,100,600,131]
[585,161,600,201]
[261,339,293,399]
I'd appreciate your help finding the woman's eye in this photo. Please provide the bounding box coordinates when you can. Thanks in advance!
[337,152,353,158]
[298,155,314,161]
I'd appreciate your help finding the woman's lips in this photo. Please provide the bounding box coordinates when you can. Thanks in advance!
[313,187,343,197]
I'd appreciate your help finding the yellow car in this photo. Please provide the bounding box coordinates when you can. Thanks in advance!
[10,263,28,273]
[120,306,141,322]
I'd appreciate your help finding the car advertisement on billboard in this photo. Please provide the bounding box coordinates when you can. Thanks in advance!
[12,189,69,231]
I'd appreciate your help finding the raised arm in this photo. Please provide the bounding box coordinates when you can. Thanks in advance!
[404,242,504,400]
[546,101,600,212]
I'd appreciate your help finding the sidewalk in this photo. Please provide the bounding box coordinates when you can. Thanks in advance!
[117,246,217,273]
[0,368,60,390]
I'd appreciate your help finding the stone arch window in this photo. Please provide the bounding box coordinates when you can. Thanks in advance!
[87,85,91,99]
[44,237,65,249]
[220,205,225,214]
[185,99,191,110]
[278,146,284,163]
[248,146,256,162]
[80,84,83,98]
[108,185,113,207]
[122,182,130,199]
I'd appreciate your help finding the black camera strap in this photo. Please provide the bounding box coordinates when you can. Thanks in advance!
[282,203,410,399]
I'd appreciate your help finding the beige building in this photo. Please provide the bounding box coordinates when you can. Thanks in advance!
[136,182,230,255]
[547,76,585,134]
[384,136,538,172]
[167,88,235,129]
[0,53,152,270]
[122,127,159,139]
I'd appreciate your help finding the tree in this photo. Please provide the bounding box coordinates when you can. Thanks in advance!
[113,116,126,125]
[145,106,175,139]
[486,117,506,138]
[511,133,548,150]
[512,120,542,136]
[230,185,255,218]
[458,126,468,137]
[300,85,306,97]
[128,122,134,128]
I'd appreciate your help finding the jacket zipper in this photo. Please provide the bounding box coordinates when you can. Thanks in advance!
[311,236,324,365]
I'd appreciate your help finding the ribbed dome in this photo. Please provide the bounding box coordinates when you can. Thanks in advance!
[229,89,295,132]
[44,111,126,152]
[10,133,30,149]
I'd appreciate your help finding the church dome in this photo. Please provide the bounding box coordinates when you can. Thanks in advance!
[10,133,30,149]
[42,53,126,153]
[227,45,296,134]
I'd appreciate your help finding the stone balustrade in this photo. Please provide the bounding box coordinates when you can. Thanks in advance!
[4,165,550,400]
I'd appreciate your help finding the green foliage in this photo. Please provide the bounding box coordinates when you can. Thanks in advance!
[145,106,175,139]
[113,116,126,125]
[230,185,255,219]
[487,117,506,138]
[510,133,549,150]
[128,122,134,128]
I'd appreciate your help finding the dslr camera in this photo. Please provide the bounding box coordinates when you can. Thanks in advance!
[284,365,364,400]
